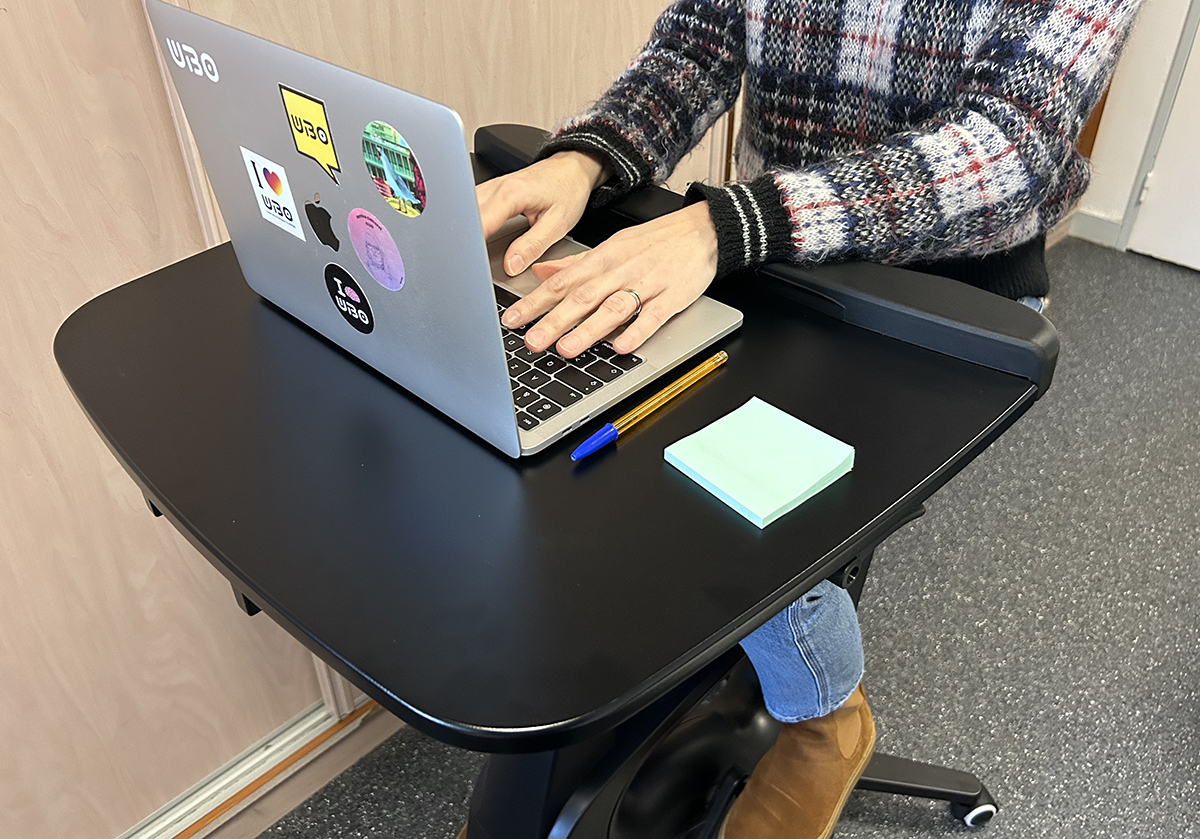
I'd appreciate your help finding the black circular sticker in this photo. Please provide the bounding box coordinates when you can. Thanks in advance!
[324,263,374,334]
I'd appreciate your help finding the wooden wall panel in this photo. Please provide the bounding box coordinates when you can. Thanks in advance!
[0,3,323,839]
[0,3,724,838]
[187,0,716,191]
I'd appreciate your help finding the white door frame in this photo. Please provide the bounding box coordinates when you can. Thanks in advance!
[1116,0,1200,249]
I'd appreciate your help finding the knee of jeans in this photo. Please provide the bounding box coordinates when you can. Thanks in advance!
[740,581,864,722]
[786,583,864,716]
[791,580,851,624]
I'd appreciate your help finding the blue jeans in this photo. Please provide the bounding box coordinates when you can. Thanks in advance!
[739,580,864,722]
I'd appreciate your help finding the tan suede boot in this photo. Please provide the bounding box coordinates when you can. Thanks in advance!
[719,683,875,839]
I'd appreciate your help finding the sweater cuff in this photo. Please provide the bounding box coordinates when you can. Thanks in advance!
[685,176,793,278]
[538,122,654,208]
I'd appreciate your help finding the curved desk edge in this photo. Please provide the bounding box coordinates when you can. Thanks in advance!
[457,375,1037,752]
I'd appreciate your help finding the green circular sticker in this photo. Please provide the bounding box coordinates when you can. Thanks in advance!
[362,121,426,218]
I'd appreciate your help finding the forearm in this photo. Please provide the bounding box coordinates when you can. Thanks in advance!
[539,0,747,205]
[688,108,1065,276]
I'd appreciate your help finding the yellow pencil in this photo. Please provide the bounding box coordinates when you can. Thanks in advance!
[570,351,729,461]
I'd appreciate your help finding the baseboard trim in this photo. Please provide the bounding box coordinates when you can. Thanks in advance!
[1069,211,1123,249]
[117,699,378,839]
[1046,212,1075,249]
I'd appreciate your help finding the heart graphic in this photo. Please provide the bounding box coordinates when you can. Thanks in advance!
[263,168,283,196]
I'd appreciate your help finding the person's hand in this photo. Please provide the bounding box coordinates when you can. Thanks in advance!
[476,150,609,277]
[500,201,719,357]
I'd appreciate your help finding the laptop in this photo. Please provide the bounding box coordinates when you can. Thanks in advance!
[145,1,742,457]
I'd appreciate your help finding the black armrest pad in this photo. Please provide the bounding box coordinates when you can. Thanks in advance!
[473,124,1059,396]
[760,262,1059,396]
[474,124,549,178]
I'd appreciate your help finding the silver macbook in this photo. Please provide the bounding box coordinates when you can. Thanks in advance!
[146,1,742,457]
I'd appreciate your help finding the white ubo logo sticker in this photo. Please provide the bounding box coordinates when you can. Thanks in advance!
[165,38,218,82]
[240,147,305,242]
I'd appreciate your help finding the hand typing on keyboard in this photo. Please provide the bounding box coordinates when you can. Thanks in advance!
[476,152,719,359]
[494,285,644,430]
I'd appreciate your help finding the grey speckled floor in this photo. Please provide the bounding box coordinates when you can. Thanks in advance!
[261,239,1200,839]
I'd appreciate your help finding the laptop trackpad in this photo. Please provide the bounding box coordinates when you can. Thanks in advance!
[486,217,589,298]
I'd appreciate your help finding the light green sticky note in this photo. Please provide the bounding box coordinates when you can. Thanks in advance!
[664,397,854,528]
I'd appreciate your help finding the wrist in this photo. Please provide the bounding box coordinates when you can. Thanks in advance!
[683,200,720,271]
[685,177,793,277]
[552,150,611,191]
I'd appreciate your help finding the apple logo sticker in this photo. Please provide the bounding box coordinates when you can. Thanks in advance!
[325,264,373,334]
[347,208,405,291]
[305,194,339,251]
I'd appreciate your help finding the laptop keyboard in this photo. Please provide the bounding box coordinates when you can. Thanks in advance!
[494,285,642,431]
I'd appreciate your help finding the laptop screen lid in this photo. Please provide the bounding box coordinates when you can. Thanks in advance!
[146,0,522,456]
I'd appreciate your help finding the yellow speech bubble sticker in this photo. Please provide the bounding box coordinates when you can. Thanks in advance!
[280,85,340,184]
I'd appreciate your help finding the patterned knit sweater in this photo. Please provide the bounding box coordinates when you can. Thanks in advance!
[540,0,1142,291]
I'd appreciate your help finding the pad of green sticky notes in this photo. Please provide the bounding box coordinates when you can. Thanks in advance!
[664,397,854,528]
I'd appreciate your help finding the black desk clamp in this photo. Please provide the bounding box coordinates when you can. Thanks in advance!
[461,124,1060,838]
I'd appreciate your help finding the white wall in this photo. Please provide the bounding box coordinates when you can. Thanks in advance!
[1073,0,1195,245]
[1126,24,1200,268]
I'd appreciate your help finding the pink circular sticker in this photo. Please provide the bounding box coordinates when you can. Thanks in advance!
[347,208,405,291]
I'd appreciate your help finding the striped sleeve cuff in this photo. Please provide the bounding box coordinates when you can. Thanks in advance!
[537,121,655,208]
[685,176,793,278]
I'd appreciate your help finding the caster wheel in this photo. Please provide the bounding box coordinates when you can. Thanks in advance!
[950,786,997,827]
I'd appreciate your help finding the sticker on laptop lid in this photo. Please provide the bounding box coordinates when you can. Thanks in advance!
[325,263,374,334]
[362,121,426,218]
[240,147,305,241]
[281,85,341,184]
[348,208,405,291]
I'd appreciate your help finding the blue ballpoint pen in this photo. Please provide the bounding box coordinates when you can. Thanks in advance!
[570,351,728,461]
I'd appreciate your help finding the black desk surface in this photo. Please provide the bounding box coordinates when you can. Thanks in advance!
[55,243,1035,752]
